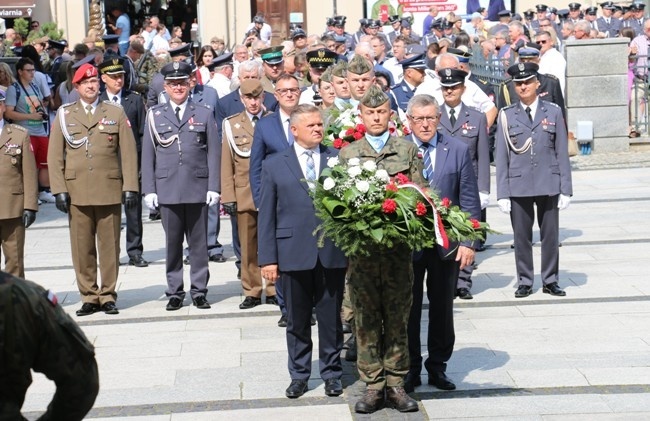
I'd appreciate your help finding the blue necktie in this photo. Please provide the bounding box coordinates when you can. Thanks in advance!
[305,150,316,187]
[420,143,434,182]
[285,118,294,146]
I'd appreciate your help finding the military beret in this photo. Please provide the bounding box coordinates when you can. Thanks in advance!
[291,28,306,39]
[240,79,264,96]
[72,63,98,84]
[168,43,192,58]
[388,15,401,24]
[498,10,512,17]
[259,45,284,64]
[98,57,125,75]
[399,53,427,70]
[207,52,233,71]
[71,54,96,70]
[161,61,192,80]
[438,68,468,87]
[306,48,337,69]
[536,4,548,12]
[586,6,598,15]
[568,2,581,10]
[102,34,120,45]
[360,84,388,108]
[47,39,67,51]
[507,62,539,81]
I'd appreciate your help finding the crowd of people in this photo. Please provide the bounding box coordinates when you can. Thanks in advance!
[13,1,648,417]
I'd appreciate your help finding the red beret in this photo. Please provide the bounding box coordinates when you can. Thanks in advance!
[72,63,98,84]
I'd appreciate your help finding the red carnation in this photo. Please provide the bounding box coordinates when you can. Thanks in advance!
[395,173,410,184]
[470,218,481,229]
[416,202,427,216]
[441,197,451,208]
[388,126,396,134]
[386,182,398,192]
[356,124,366,135]
[333,138,343,149]
[352,131,364,140]
[403,125,411,135]
[382,198,397,214]
[345,127,355,136]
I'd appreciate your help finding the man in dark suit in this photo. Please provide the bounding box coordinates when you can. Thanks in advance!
[496,63,572,298]
[98,58,148,268]
[258,104,347,399]
[102,35,134,91]
[404,93,481,393]
[249,73,301,327]
[141,62,221,311]
[436,68,491,299]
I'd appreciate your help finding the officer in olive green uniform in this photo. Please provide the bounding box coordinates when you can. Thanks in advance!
[258,46,285,95]
[338,85,425,414]
[0,271,99,420]
[48,63,139,317]
[0,91,38,279]
[221,79,275,309]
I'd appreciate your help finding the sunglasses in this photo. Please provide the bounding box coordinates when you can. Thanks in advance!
[537,40,549,44]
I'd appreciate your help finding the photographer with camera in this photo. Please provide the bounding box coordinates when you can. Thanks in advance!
[5,57,55,203]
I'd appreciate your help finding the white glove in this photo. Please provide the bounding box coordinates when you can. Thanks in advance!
[144,193,158,211]
[206,191,220,207]
[558,194,571,210]
[479,192,490,210]
[497,198,511,214]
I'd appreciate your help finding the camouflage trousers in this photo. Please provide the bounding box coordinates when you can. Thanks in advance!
[348,246,413,389]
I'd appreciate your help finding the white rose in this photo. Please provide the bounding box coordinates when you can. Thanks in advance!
[375,169,390,182]
[348,158,360,166]
[323,177,336,190]
[347,166,362,178]
[356,180,370,193]
[362,160,377,172]
[327,157,339,168]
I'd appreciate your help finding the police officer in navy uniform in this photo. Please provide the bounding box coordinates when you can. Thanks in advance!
[141,61,221,311]
[497,45,565,120]
[98,58,148,268]
[495,63,572,299]
[391,53,427,113]
[421,19,441,48]
[436,68,490,299]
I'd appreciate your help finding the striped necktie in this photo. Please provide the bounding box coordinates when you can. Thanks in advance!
[304,150,316,188]
[420,142,434,182]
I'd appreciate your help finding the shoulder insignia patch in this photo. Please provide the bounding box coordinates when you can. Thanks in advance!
[103,100,123,108]
[8,123,27,132]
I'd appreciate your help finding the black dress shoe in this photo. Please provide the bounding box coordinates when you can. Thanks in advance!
[354,388,384,414]
[515,285,533,298]
[543,282,566,296]
[342,321,352,334]
[324,378,343,396]
[456,288,473,300]
[265,295,279,305]
[192,296,211,309]
[403,372,422,393]
[428,371,456,390]
[386,386,419,412]
[76,303,100,316]
[345,335,357,361]
[101,301,119,315]
[285,379,308,398]
[209,253,227,263]
[278,314,287,327]
[239,296,262,309]
[128,255,149,267]
[166,297,183,311]
[148,212,161,221]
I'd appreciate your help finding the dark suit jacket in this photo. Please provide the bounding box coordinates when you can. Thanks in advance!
[99,90,145,153]
[257,144,347,272]
[215,87,278,142]
[249,111,291,208]
[141,100,220,204]
[437,103,490,194]
[408,132,481,251]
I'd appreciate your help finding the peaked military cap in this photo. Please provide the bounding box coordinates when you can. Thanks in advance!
[306,48,337,69]
[586,6,598,15]
[536,4,548,12]
[524,10,535,19]
[507,62,539,81]
[430,18,443,29]
[399,53,427,69]
[168,43,192,58]
[557,8,570,18]
[568,2,581,10]
[600,1,615,9]
[71,54,96,70]
[360,84,388,108]
[291,28,306,39]
[102,34,119,45]
[207,52,233,71]
[161,61,192,80]
[438,68,468,87]
[98,57,125,74]
[498,10,512,17]
[401,19,412,29]
[518,46,541,58]
[388,15,401,24]
[47,39,67,51]
[447,47,472,63]
[259,45,284,65]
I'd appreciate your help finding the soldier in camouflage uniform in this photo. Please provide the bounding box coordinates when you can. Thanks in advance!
[338,85,425,414]
[0,271,99,420]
